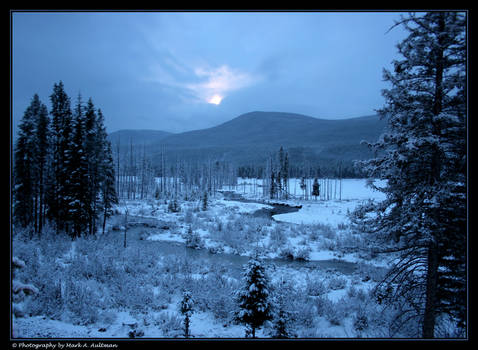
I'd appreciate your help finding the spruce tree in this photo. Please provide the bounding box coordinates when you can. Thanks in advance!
[312,177,320,200]
[235,257,273,338]
[97,109,118,235]
[83,98,99,235]
[34,100,50,235]
[179,291,194,338]
[283,151,289,199]
[13,94,50,234]
[68,93,90,237]
[202,191,208,211]
[47,81,73,233]
[352,12,466,338]
[13,97,38,229]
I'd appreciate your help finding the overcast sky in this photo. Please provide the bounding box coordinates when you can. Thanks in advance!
[12,11,408,134]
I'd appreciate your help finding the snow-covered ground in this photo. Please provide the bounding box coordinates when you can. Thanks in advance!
[13,178,398,339]
[233,178,386,226]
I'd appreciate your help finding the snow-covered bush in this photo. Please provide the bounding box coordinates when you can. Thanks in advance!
[184,226,204,249]
[113,274,154,313]
[289,295,317,328]
[278,245,310,261]
[353,307,369,336]
[327,275,347,290]
[63,277,100,325]
[278,246,295,260]
[12,257,39,318]
[184,208,194,224]
[305,276,327,297]
[153,311,183,337]
[311,223,336,240]
[167,199,181,213]
[294,246,311,261]
[321,298,348,326]
[269,225,287,249]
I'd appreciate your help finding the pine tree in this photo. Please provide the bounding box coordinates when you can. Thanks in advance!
[300,177,307,199]
[353,12,466,338]
[270,171,276,200]
[235,257,273,338]
[13,94,50,235]
[283,151,289,199]
[312,177,320,200]
[34,99,50,235]
[83,98,99,235]
[13,97,38,229]
[47,81,73,233]
[179,291,194,338]
[68,93,90,237]
[202,191,208,211]
[97,110,118,235]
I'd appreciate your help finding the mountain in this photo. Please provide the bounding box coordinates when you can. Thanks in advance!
[108,111,387,174]
[107,129,173,148]
[158,111,384,149]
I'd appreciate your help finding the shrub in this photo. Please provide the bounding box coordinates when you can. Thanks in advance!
[184,208,194,224]
[278,246,295,260]
[294,246,311,261]
[269,226,287,248]
[327,276,347,290]
[353,308,369,335]
[320,298,348,326]
[63,277,100,325]
[184,227,204,249]
[305,276,326,297]
[154,311,183,337]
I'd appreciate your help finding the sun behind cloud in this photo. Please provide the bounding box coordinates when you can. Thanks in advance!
[208,94,223,105]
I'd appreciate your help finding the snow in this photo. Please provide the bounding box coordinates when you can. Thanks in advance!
[274,200,358,226]
[12,178,403,339]
[273,179,386,227]
[214,199,273,214]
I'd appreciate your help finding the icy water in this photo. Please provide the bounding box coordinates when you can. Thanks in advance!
[115,191,357,279]
[220,190,302,219]
[126,227,356,279]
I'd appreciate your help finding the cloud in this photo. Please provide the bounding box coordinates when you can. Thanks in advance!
[187,65,259,104]
[145,57,259,105]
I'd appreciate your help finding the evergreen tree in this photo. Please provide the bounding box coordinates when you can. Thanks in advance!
[179,291,194,338]
[270,171,276,200]
[13,96,38,229]
[235,257,273,338]
[202,191,208,211]
[13,94,50,234]
[283,151,289,199]
[312,177,320,200]
[353,12,466,338]
[68,93,90,237]
[46,81,73,233]
[33,99,50,235]
[83,98,99,235]
[277,147,284,196]
[300,177,307,199]
[97,110,118,235]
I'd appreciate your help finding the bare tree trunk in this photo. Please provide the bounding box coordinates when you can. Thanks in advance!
[124,209,128,248]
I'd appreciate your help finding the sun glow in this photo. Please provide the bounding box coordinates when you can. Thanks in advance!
[208,94,223,105]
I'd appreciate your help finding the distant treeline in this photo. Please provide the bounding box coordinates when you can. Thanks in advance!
[236,161,366,179]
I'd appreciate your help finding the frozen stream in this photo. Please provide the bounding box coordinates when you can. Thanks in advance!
[116,192,358,279]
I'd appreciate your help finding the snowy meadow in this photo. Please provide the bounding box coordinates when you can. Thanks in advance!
[13,179,464,338]
[12,178,460,339]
